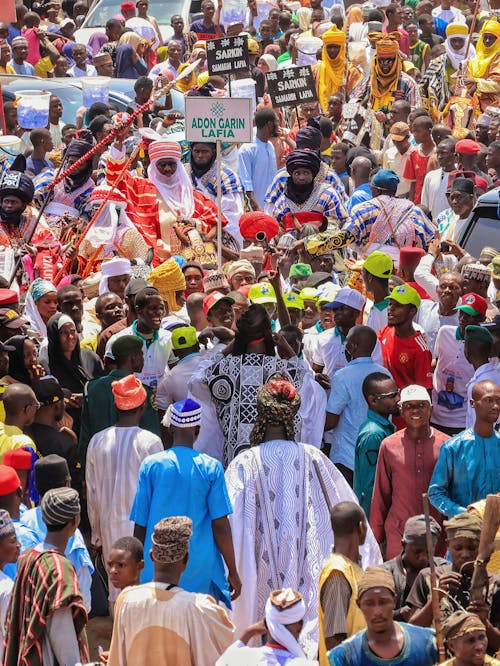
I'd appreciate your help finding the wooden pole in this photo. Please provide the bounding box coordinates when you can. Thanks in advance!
[216,139,222,268]
[0,83,6,136]
[463,0,481,61]
[422,493,446,663]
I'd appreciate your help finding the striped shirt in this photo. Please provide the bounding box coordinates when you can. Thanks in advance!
[187,162,243,197]
[264,161,347,206]
[353,70,422,110]
[344,195,436,251]
[271,185,349,225]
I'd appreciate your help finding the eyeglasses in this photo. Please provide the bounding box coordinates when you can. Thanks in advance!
[401,402,429,410]
[25,401,41,411]
[374,390,400,399]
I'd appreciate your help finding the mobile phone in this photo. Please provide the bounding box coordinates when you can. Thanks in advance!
[440,242,450,253]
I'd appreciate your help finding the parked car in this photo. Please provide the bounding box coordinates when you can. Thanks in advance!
[457,188,500,257]
[0,75,184,126]
[74,0,192,46]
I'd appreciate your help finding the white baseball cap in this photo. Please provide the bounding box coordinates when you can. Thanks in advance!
[400,385,431,404]
[323,287,366,312]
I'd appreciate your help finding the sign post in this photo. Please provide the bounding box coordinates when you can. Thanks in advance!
[265,65,318,108]
[185,96,252,267]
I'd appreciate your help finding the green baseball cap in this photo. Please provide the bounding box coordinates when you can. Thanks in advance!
[385,283,421,308]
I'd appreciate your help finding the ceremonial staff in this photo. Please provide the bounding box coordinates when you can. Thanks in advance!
[8,60,201,287]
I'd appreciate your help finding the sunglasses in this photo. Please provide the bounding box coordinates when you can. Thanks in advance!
[401,401,429,410]
[374,390,400,399]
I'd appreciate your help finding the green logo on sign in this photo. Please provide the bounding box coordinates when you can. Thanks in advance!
[191,101,246,138]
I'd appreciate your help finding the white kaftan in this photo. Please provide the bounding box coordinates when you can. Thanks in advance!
[86,425,163,599]
[225,439,382,657]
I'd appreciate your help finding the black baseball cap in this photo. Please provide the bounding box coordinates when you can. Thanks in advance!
[33,377,71,406]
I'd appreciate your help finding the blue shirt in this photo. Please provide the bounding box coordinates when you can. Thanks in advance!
[346,182,372,214]
[327,357,391,470]
[428,428,500,517]
[5,520,38,580]
[238,137,277,209]
[8,60,35,76]
[354,409,396,519]
[26,156,53,176]
[130,446,233,606]
[329,623,437,665]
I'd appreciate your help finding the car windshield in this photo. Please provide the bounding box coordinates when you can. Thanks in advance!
[86,0,180,27]
[459,209,500,258]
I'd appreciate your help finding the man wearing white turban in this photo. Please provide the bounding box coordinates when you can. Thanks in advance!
[99,257,132,299]
[217,589,318,665]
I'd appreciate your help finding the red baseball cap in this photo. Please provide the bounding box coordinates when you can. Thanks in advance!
[456,292,488,317]
[203,291,235,316]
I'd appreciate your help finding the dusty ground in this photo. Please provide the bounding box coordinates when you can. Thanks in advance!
[86,615,113,661]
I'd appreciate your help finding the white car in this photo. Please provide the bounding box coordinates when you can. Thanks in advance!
[75,0,192,47]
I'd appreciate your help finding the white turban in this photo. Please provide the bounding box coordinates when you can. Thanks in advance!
[264,589,306,659]
[99,257,132,295]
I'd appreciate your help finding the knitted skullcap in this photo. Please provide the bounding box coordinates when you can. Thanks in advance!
[41,487,80,527]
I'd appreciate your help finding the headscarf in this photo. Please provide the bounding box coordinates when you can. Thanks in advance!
[5,335,31,385]
[296,7,312,32]
[24,278,56,338]
[148,140,195,218]
[346,6,363,26]
[318,26,347,110]
[445,23,475,71]
[46,312,92,393]
[118,31,143,49]
[88,32,108,56]
[147,259,186,313]
[63,130,94,193]
[469,18,500,79]
[259,54,278,72]
[369,32,402,112]
[265,589,306,659]
[115,41,148,79]
[250,374,301,446]
[285,149,321,205]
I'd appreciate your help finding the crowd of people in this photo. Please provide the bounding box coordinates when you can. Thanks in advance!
[0,0,498,663]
